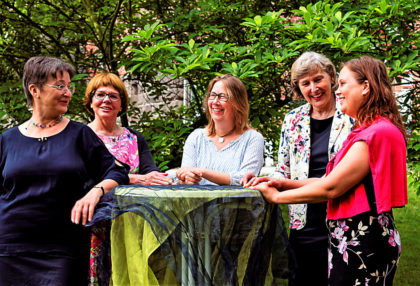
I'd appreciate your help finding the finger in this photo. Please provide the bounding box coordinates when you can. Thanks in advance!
[190,170,202,177]
[244,177,257,188]
[71,206,76,223]
[72,202,82,224]
[88,203,95,223]
[251,177,269,186]
[81,204,89,226]
[156,178,173,185]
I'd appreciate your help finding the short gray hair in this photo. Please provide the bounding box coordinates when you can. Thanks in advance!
[290,51,337,98]
[22,56,75,107]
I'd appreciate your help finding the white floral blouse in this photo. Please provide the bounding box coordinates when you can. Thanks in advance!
[273,102,354,230]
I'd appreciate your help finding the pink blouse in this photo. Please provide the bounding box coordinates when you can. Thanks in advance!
[326,117,407,220]
[97,128,140,174]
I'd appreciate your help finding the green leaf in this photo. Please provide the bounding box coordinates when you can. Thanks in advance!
[188,39,195,50]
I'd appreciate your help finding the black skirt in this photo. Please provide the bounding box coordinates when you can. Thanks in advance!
[327,211,400,285]
[0,252,89,286]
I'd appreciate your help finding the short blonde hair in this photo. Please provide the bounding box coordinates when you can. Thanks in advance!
[83,73,128,116]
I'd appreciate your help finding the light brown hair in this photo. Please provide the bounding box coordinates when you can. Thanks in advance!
[342,56,406,139]
[204,74,251,136]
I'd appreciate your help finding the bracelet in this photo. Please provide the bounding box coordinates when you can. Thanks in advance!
[93,186,105,196]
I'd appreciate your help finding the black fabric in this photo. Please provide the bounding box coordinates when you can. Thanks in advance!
[0,121,128,285]
[0,253,89,286]
[328,211,399,285]
[363,171,378,215]
[289,116,333,286]
[127,128,160,174]
[308,116,334,178]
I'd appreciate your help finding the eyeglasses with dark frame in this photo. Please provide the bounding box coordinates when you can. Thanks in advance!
[207,92,229,103]
[92,90,121,102]
[47,84,75,94]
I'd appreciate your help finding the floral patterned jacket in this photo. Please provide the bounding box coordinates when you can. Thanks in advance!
[274,102,354,230]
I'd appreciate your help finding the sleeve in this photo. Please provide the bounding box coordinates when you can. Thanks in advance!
[181,130,199,167]
[358,122,407,212]
[0,135,4,194]
[273,114,291,179]
[81,126,129,186]
[230,131,265,185]
[130,129,160,174]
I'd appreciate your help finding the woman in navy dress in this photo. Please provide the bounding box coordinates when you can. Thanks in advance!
[0,56,128,285]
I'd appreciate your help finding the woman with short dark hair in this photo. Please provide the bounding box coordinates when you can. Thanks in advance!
[0,56,128,285]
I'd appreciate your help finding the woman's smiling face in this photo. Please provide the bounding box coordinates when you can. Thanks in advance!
[336,66,368,118]
[298,70,334,112]
[90,85,122,120]
[208,81,235,124]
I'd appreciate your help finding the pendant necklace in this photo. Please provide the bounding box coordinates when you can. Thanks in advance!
[25,115,63,130]
[217,127,235,143]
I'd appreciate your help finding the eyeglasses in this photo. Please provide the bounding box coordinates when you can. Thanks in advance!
[207,92,229,103]
[47,84,75,94]
[93,90,121,102]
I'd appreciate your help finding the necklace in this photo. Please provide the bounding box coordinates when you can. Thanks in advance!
[216,127,235,143]
[26,115,63,130]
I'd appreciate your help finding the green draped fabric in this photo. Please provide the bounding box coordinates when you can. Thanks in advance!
[90,185,290,286]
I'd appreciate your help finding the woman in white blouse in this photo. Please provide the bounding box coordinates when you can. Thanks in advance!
[176,74,264,185]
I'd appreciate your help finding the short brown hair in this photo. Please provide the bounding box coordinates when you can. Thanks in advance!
[204,74,251,136]
[83,72,128,116]
[342,56,406,139]
[291,51,337,99]
[22,56,75,107]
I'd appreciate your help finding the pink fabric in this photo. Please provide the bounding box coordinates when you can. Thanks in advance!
[97,128,139,174]
[326,118,407,220]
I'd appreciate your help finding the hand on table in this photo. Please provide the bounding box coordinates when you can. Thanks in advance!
[129,171,173,185]
[71,187,102,225]
[243,176,286,189]
[249,181,280,204]
[176,167,203,185]
[240,172,256,186]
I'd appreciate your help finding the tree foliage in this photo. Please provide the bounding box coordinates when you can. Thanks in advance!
[0,0,419,173]
[123,0,419,169]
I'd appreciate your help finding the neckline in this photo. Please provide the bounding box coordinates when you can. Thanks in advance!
[310,116,334,122]
[17,118,71,140]
[204,128,250,151]
[215,127,236,143]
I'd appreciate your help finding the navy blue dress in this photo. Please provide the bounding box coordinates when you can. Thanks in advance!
[0,120,129,285]
[289,116,333,286]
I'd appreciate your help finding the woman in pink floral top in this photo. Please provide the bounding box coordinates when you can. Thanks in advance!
[83,72,172,285]
[247,56,407,285]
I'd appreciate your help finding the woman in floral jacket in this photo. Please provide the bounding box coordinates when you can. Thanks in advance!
[248,56,407,285]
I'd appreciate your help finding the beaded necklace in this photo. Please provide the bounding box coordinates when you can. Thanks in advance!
[25,115,63,130]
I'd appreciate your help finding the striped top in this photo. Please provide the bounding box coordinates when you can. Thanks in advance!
[181,128,264,185]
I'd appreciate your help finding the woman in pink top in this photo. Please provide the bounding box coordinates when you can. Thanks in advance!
[83,73,172,285]
[245,56,407,285]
